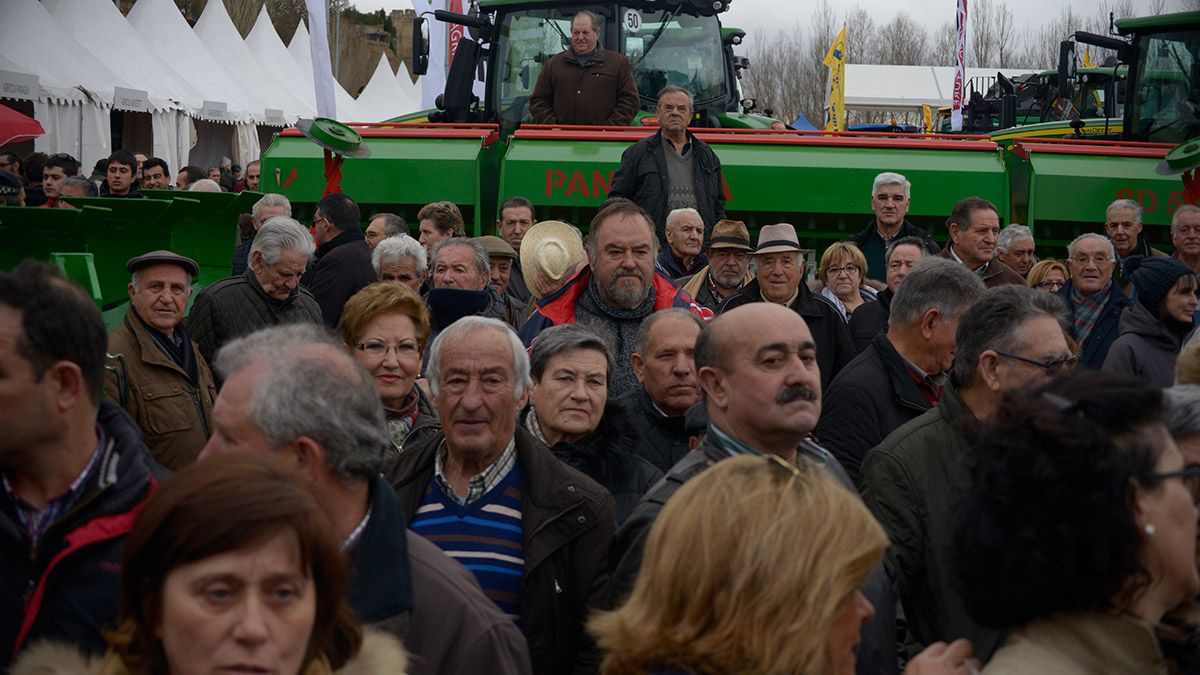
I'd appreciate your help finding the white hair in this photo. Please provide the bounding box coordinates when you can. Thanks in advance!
[426,317,532,398]
[249,216,316,266]
[997,223,1034,253]
[188,178,221,192]
[251,193,292,223]
[372,234,427,276]
[665,208,702,232]
[1066,232,1116,261]
[872,172,911,199]
[1106,198,1143,223]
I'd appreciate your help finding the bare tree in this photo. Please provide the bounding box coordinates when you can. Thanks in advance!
[877,13,928,66]
[970,0,995,67]
[744,21,809,125]
[845,6,879,65]
[992,2,1017,67]
[928,20,957,66]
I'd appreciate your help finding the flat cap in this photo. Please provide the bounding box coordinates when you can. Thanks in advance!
[478,235,517,259]
[126,250,199,277]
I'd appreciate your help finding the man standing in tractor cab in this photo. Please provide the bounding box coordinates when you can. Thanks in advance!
[529,10,640,127]
[610,86,727,243]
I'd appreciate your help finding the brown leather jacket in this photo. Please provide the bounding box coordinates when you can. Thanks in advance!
[529,47,640,126]
[104,310,216,470]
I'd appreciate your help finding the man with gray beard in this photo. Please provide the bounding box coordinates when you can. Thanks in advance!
[520,201,710,395]
[679,218,754,312]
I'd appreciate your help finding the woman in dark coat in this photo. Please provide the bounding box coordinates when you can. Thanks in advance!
[1103,256,1198,387]
[523,324,662,522]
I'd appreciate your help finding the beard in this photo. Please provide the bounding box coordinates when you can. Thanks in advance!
[712,267,744,290]
[604,269,650,309]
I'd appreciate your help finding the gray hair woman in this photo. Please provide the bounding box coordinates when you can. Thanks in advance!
[525,324,661,522]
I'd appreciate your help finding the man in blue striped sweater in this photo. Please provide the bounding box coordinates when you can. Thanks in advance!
[388,316,615,675]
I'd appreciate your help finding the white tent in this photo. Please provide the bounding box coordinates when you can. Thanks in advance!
[394,60,425,117]
[0,0,123,166]
[286,21,365,121]
[193,0,314,123]
[844,64,1032,113]
[355,54,413,121]
[127,0,264,166]
[245,8,365,123]
[43,0,198,176]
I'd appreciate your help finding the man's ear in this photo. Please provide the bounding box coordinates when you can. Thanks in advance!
[949,222,962,244]
[919,308,940,340]
[631,353,646,384]
[977,350,1004,392]
[47,361,87,413]
[697,366,728,410]
[281,436,326,483]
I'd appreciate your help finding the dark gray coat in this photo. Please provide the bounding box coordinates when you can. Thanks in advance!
[186,270,323,365]
[1102,301,1190,387]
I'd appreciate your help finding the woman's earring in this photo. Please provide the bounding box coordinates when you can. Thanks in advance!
[1145,523,1156,537]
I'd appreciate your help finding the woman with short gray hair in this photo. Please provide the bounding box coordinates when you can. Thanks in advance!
[524,324,661,522]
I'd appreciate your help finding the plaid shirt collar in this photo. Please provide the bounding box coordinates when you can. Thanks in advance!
[2,425,109,544]
[707,422,767,459]
[434,436,518,505]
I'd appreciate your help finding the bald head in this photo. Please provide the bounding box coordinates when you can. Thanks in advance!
[696,303,814,374]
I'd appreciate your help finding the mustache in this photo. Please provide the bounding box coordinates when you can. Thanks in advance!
[776,386,817,405]
[613,269,647,281]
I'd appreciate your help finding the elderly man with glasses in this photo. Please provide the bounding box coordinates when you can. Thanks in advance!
[1057,233,1134,369]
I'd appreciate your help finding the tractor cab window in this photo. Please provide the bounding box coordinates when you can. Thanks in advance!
[493,9,578,124]
[1130,29,1200,144]
[620,9,727,106]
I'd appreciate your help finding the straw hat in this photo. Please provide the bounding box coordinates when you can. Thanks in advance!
[520,220,587,299]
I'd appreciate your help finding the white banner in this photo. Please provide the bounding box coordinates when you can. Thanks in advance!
[951,0,968,131]
[0,70,39,102]
[413,0,448,111]
[305,0,337,119]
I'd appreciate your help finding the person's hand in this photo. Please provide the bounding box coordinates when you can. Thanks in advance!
[904,639,979,675]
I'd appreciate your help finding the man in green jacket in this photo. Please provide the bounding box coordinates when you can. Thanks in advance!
[861,285,1075,662]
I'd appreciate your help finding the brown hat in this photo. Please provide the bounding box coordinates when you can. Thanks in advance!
[705,219,752,251]
[754,223,802,256]
[520,220,587,299]
[126,250,199,277]
[478,235,517,260]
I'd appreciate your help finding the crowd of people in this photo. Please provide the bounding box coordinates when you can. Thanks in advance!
[6,40,1200,672]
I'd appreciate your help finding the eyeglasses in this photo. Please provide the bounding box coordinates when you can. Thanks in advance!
[1146,464,1200,502]
[311,215,328,227]
[1036,279,1066,290]
[827,264,860,277]
[1069,255,1114,266]
[995,351,1078,375]
[356,339,420,358]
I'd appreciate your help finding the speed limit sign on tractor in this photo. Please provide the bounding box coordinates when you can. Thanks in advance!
[623,9,641,32]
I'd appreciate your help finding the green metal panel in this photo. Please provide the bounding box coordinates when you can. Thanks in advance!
[261,130,502,236]
[51,252,102,306]
[1117,11,1200,34]
[1008,145,1190,257]
[499,131,1009,249]
[141,189,255,288]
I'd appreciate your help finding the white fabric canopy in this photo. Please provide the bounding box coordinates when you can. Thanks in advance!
[193,0,314,123]
[34,100,111,170]
[43,0,187,113]
[844,64,1032,113]
[127,0,266,123]
[245,8,365,123]
[394,60,424,117]
[356,55,411,121]
[286,21,366,121]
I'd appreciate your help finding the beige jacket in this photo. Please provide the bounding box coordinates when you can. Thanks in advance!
[13,628,408,675]
[983,612,1168,675]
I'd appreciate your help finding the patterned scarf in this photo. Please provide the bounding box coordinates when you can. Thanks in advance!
[1069,283,1111,345]
[383,391,420,453]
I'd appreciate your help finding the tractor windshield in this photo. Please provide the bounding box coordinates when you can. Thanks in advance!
[619,9,727,105]
[490,7,728,124]
[1128,29,1200,143]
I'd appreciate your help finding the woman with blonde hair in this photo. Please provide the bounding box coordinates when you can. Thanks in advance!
[590,455,975,675]
[819,242,877,321]
[339,282,438,454]
[1026,259,1069,293]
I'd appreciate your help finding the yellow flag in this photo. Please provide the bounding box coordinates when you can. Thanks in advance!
[823,25,847,132]
[922,104,933,133]
[1082,48,1096,68]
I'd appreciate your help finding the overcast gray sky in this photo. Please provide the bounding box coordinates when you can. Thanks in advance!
[358,0,1176,52]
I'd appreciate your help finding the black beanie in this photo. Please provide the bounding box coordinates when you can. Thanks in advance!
[1128,255,1196,312]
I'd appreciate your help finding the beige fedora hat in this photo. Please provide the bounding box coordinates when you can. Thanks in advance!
[520,220,587,299]
[754,223,803,255]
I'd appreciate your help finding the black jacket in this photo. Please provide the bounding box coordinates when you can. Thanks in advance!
[529,403,663,524]
[815,332,935,485]
[231,238,252,277]
[609,432,899,675]
[186,269,324,366]
[848,288,892,354]
[386,427,615,675]
[609,129,726,242]
[1059,279,1134,369]
[303,229,377,328]
[718,279,855,390]
[844,220,939,283]
[0,402,166,666]
[614,385,692,474]
[1102,301,1190,388]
